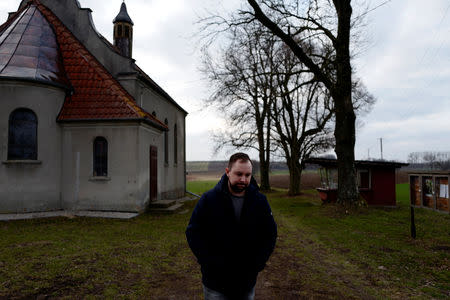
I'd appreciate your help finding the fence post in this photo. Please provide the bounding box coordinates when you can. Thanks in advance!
[410,206,416,239]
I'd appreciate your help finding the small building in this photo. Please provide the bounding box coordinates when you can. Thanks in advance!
[306,158,407,206]
[0,0,187,214]
[409,172,449,213]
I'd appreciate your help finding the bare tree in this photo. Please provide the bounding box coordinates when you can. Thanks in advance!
[270,43,374,195]
[407,151,450,170]
[198,1,374,197]
[241,0,360,205]
[423,152,440,170]
[407,152,420,165]
[271,44,334,195]
[200,23,278,190]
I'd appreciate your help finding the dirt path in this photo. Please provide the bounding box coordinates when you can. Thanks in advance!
[253,211,378,299]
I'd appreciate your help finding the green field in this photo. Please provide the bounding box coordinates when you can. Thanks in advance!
[186,161,210,172]
[186,180,217,195]
[0,183,448,299]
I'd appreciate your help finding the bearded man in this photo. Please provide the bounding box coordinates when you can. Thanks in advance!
[186,152,277,300]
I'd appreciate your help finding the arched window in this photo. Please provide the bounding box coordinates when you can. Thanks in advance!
[93,137,108,176]
[117,24,123,37]
[125,25,130,38]
[164,119,169,165]
[8,108,37,160]
[174,124,177,164]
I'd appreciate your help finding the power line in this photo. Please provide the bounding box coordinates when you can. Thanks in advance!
[356,1,450,160]
[417,1,450,66]
[354,0,393,21]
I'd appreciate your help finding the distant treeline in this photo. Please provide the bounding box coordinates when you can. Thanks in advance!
[407,151,450,170]
[187,161,319,173]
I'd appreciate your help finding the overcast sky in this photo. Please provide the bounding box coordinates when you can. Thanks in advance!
[1,0,449,163]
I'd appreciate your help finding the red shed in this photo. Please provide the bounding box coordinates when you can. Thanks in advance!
[306,158,408,206]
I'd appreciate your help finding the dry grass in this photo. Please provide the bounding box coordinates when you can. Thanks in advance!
[0,172,447,299]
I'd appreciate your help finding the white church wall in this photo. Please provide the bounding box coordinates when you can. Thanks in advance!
[0,82,65,213]
[141,84,186,199]
[119,79,186,199]
[61,123,150,212]
[162,109,186,199]
[136,124,163,203]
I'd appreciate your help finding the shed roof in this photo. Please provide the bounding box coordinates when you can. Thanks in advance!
[407,171,450,175]
[306,157,408,169]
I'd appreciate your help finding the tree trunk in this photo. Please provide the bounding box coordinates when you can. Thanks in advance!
[287,156,302,196]
[259,158,271,191]
[334,108,358,205]
[334,0,358,206]
[257,120,271,191]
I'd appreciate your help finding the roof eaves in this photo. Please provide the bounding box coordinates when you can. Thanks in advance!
[56,117,168,131]
[0,76,72,91]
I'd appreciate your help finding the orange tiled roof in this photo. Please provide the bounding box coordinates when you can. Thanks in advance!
[27,0,167,129]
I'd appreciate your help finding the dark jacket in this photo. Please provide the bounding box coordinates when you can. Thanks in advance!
[185,174,277,296]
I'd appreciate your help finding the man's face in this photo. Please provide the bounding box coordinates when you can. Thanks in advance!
[225,159,252,195]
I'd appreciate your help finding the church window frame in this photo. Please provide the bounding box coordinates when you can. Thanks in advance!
[7,108,38,160]
[93,136,108,177]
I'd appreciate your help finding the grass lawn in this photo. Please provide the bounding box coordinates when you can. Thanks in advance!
[0,182,448,299]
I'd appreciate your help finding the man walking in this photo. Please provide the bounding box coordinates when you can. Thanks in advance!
[186,153,277,299]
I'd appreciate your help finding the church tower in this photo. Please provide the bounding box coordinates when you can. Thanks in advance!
[113,1,134,57]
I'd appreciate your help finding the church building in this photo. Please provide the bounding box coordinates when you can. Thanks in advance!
[0,0,187,214]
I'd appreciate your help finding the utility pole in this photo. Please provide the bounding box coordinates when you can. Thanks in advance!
[379,138,383,160]
[368,148,370,160]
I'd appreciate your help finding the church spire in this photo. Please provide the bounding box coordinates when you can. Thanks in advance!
[113,1,134,57]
